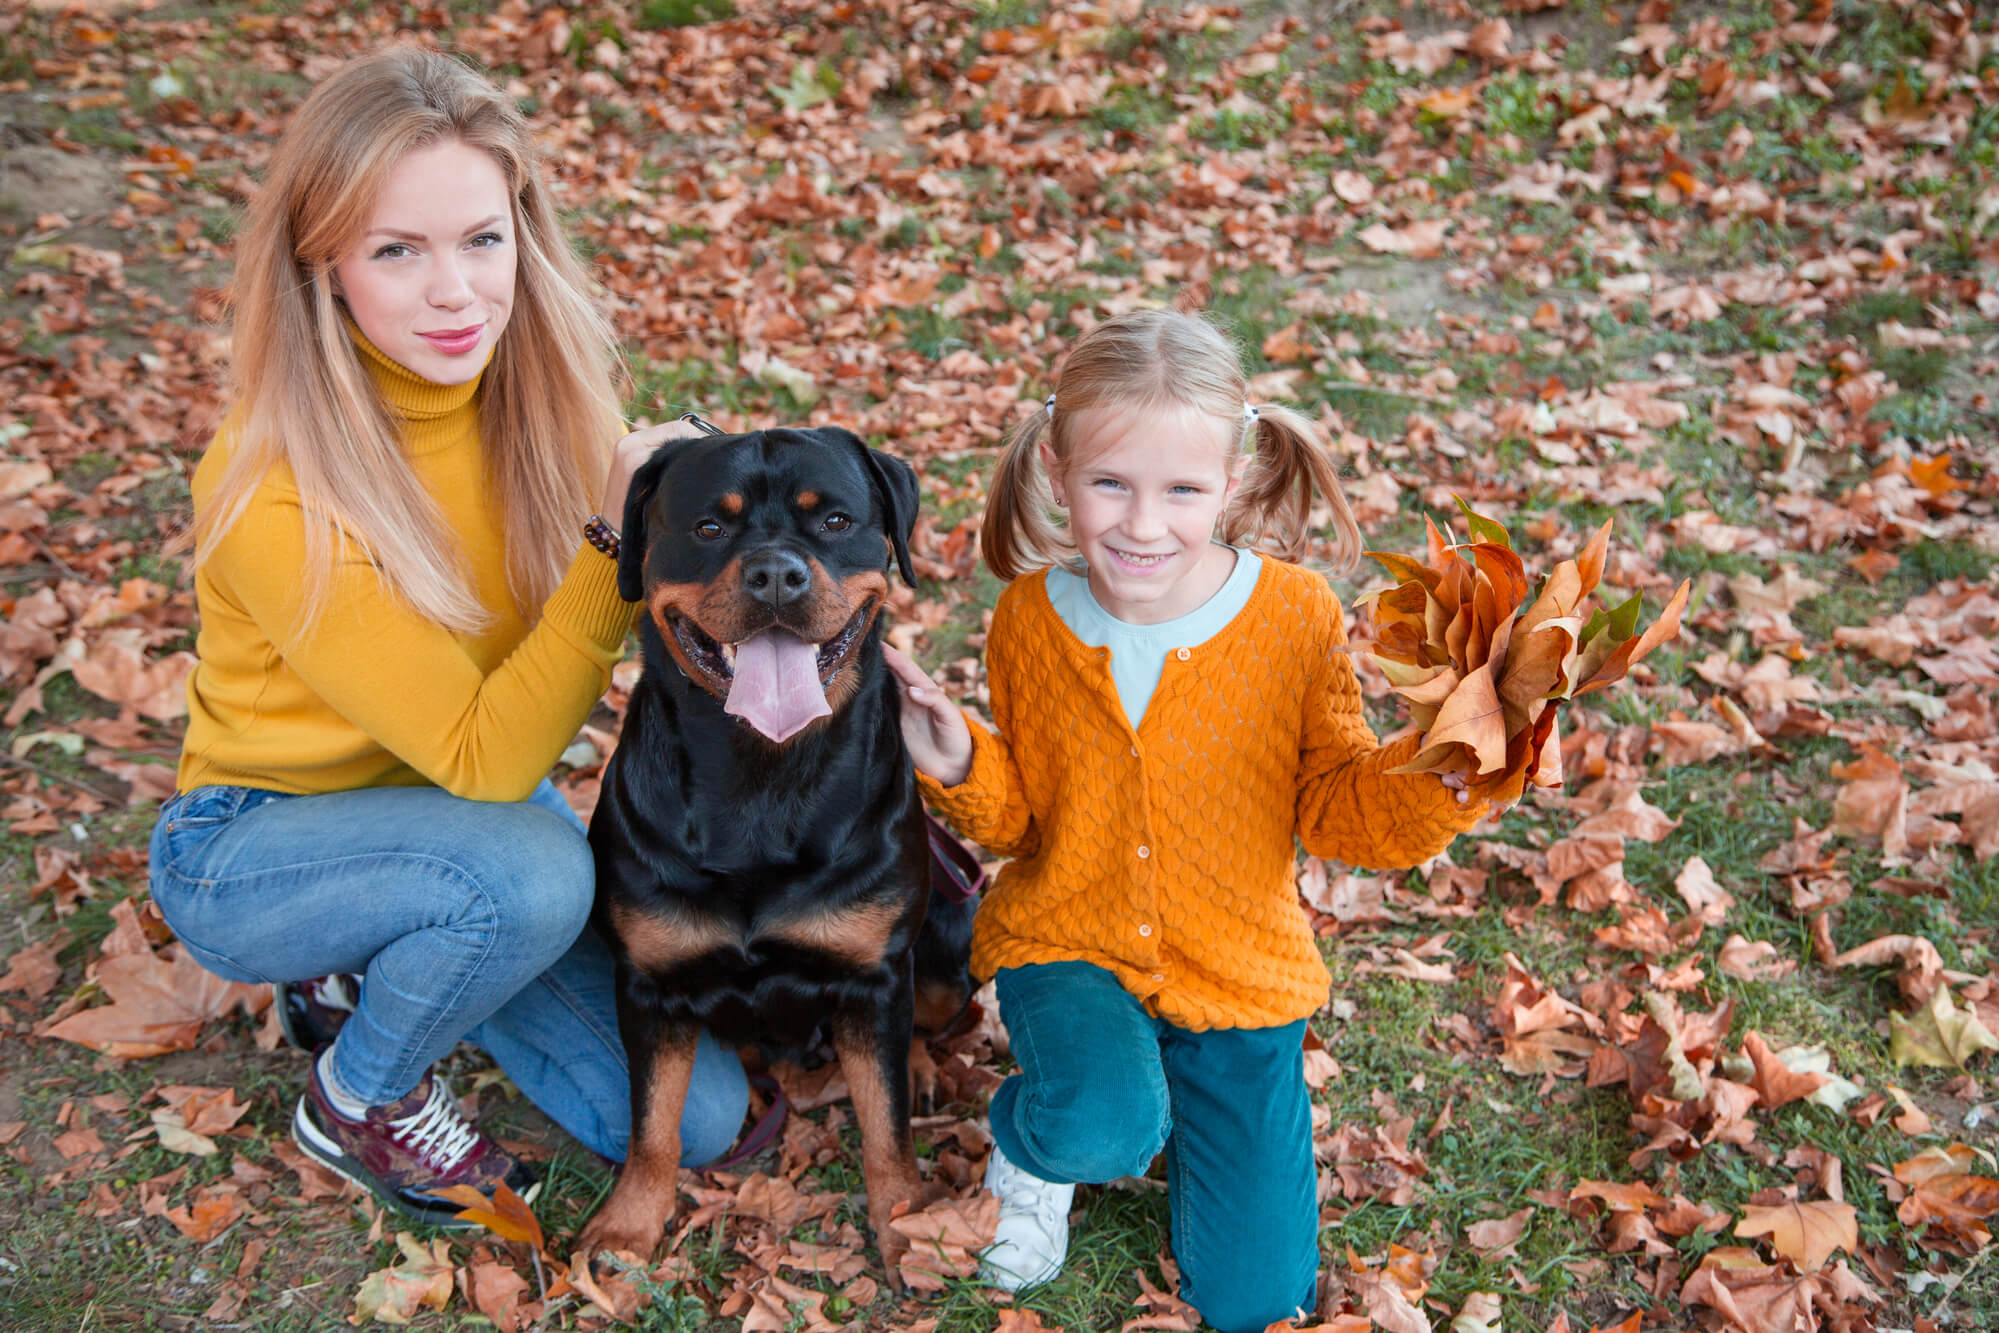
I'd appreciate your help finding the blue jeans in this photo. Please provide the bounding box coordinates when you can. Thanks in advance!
[991,961,1319,1333]
[147,780,748,1167]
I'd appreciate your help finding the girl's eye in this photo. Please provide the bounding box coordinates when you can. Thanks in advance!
[1091,478,1124,490]
[693,520,724,540]
[822,513,853,532]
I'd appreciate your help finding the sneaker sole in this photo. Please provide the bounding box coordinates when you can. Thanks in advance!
[291,1099,540,1228]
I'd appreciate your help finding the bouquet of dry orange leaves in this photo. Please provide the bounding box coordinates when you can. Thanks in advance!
[1360,501,1690,806]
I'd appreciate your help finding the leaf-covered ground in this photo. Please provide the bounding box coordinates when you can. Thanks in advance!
[2,1,1997,1330]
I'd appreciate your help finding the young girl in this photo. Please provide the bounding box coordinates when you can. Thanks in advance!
[883,310,1505,1332]
[147,48,748,1225]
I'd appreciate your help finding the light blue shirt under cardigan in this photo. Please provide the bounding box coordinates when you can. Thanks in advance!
[1044,546,1263,729]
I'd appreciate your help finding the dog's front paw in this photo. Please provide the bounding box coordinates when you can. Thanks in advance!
[878,1224,913,1290]
[575,1195,673,1275]
[870,1178,951,1291]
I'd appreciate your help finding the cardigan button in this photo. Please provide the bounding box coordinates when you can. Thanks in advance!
[1152,973,1164,982]
[1130,745,1139,757]
[1176,647,1191,660]
[1136,844,1150,859]
[1138,923,1153,937]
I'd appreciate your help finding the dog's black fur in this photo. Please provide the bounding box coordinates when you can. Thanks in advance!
[578,426,975,1276]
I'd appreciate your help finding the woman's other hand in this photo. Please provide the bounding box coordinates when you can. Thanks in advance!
[881,644,974,788]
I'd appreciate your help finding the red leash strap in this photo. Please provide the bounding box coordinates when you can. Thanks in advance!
[924,811,985,904]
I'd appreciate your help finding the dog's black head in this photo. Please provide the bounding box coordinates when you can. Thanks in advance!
[619,426,919,743]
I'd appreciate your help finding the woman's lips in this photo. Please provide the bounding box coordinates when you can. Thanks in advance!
[419,324,484,355]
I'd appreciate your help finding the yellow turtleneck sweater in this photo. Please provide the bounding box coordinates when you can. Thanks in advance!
[175,333,634,802]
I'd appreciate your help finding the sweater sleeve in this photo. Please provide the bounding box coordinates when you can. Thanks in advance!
[914,593,1039,858]
[213,483,635,803]
[1296,586,1489,869]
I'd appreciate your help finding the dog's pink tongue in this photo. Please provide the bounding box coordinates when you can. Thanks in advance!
[724,629,831,742]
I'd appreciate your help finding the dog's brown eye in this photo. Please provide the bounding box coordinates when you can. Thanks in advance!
[693,520,724,540]
[822,513,852,532]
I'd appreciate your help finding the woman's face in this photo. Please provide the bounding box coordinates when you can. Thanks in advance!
[332,138,516,386]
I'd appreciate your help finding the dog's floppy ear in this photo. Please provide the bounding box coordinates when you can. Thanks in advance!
[617,438,692,603]
[820,427,919,586]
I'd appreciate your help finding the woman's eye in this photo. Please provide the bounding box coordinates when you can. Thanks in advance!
[822,513,853,532]
[373,243,412,260]
[694,520,724,540]
[470,232,504,248]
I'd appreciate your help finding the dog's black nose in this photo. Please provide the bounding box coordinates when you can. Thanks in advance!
[741,549,813,609]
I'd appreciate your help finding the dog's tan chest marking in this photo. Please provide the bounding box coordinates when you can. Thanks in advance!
[764,898,902,968]
[609,900,738,973]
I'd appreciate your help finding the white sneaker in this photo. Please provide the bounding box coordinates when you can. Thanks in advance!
[978,1141,1074,1291]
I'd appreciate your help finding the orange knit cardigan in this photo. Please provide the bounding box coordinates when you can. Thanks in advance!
[918,558,1492,1030]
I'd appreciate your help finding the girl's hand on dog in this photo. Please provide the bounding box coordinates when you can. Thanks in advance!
[881,644,973,787]
[601,419,706,529]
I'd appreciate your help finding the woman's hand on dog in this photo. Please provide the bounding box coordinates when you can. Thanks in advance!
[600,419,707,529]
[881,645,973,787]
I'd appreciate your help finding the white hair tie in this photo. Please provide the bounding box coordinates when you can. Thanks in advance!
[1243,403,1260,423]
[1043,393,1057,420]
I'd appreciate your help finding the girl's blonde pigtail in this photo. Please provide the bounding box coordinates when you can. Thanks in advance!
[981,409,1066,582]
[1224,404,1362,574]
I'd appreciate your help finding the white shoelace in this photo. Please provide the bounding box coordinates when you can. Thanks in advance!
[1019,1176,1069,1229]
[390,1080,478,1171]
[993,1152,1070,1228]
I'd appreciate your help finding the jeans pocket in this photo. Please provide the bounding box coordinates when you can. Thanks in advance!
[155,787,235,871]
[154,785,293,872]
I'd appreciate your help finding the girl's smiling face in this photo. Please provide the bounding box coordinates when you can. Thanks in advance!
[1044,401,1245,626]
[332,138,516,385]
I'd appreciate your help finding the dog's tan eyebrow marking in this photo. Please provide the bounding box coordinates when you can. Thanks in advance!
[795,490,819,509]
[719,493,743,516]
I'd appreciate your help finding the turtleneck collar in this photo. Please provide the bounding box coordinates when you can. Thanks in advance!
[346,318,486,422]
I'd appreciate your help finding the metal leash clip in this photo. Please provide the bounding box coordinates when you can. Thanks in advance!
[678,411,725,437]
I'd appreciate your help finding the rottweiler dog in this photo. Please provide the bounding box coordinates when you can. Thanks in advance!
[577,425,977,1280]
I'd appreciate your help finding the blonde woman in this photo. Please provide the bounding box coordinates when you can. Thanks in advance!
[148,47,747,1224]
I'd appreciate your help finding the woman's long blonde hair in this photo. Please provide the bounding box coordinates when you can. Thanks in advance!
[195,46,624,633]
[982,309,1363,582]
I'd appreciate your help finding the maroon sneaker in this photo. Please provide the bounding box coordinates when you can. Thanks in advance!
[274,974,360,1053]
[291,1060,538,1227]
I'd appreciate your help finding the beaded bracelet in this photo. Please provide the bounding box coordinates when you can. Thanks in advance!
[583,513,621,561]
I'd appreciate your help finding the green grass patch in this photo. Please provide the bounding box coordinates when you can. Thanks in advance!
[636,0,735,28]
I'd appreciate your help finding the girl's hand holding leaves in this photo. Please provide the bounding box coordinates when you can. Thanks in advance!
[1360,500,1690,810]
